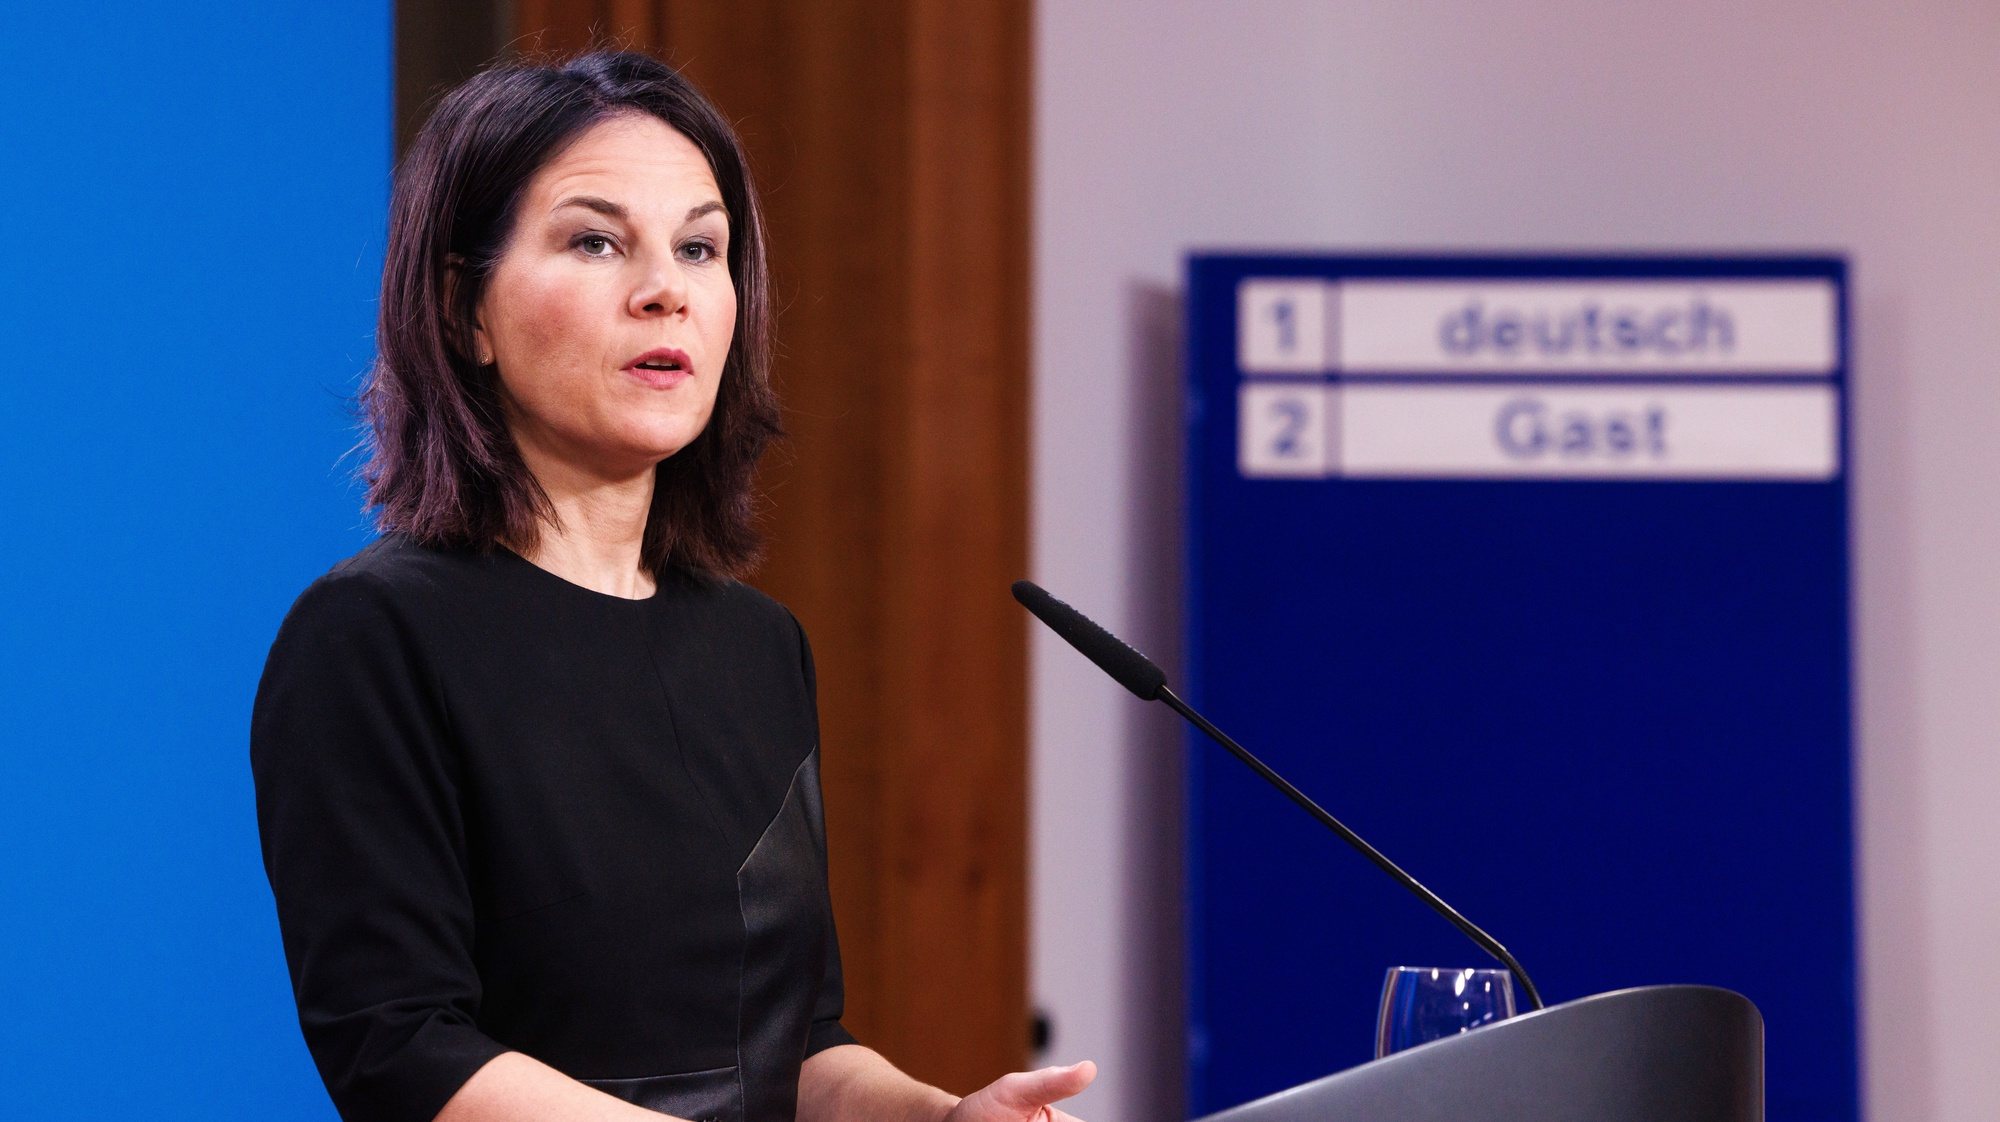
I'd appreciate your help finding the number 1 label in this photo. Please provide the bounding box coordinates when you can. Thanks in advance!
[1239,279,1331,373]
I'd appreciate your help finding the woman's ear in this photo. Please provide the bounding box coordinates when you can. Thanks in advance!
[443,254,493,366]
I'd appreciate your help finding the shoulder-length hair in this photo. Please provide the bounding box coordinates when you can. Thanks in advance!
[361,50,778,579]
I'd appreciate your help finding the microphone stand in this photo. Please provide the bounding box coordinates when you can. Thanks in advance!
[1160,684,1544,1010]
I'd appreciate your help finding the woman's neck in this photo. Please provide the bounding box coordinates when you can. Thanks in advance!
[509,445,659,600]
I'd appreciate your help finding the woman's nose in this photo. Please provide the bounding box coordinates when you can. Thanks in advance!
[629,255,689,318]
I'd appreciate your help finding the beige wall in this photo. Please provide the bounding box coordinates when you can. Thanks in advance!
[1031,2,2000,1119]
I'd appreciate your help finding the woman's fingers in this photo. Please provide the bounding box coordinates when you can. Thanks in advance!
[988,1060,1097,1112]
[948,1061,1098,1122]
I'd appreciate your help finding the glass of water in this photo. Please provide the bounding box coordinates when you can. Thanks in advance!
[1375,966,1517,1058]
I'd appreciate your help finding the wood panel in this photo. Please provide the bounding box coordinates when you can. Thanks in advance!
[508,0,1032,1092]
[394,0,509,156]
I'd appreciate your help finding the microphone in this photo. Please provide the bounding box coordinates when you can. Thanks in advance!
[1011,579,1546,1011]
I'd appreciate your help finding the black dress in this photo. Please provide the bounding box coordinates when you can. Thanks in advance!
[251,535,856,1122]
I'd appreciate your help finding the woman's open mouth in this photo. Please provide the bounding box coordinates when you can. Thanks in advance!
[623,347,693,388]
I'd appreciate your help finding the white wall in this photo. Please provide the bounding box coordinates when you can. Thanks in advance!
[1030,3,2000,1120]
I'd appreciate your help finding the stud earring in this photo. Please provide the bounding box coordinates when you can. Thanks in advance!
[477,348,493,366]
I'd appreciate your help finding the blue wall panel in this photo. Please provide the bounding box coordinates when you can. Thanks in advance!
[1184,255,1856,1121]
[0,5,389,1116]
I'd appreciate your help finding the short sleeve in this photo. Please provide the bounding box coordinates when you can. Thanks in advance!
[250,571,507,1121]
[804,812,860,1055]
[791,611,861,1057]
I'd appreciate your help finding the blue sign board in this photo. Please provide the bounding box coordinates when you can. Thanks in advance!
[1184,255,1854,1120]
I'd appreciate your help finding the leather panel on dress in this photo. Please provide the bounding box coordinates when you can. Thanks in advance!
[735,749,833,1122]
[581,1064,740,1121]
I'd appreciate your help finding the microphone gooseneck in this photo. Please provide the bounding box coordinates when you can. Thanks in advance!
[1012,579,1546,1012]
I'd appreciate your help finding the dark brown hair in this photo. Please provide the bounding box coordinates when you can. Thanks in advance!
[361,50,778,579]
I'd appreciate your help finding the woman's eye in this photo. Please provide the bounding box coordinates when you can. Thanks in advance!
[678,239,720,264]
[573,234,616,257]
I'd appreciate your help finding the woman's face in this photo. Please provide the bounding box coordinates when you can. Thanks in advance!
[473,113,736,482]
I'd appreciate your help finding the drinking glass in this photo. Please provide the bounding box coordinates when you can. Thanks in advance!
[1375,966,1517,1058]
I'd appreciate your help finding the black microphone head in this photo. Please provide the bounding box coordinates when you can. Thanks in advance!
[1011,580,1168,701]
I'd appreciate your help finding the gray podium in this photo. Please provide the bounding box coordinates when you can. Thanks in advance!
[1194,986,1762,1122]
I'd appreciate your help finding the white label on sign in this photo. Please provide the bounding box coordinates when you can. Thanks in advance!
[1240,382,1332,477]
[1336,280,1837,374]
[1239,279,1334,373]
[1337,384,1838,479]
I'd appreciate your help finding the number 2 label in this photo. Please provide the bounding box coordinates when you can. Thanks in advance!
[1239,384,1331,477]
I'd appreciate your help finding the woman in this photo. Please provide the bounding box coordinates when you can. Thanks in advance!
[251,51,1093,1122]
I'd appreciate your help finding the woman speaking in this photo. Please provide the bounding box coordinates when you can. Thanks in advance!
[251,51,1093,1122]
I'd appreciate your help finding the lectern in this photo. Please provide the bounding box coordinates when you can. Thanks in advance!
[1194,986,1762,1122]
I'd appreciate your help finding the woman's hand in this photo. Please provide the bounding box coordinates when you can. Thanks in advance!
[942,1061,1097,1122]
